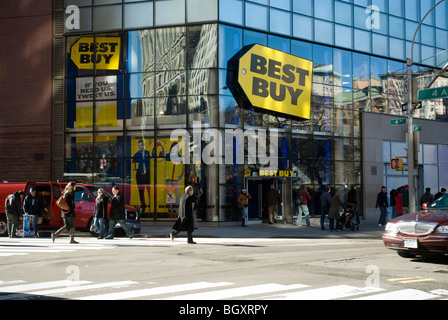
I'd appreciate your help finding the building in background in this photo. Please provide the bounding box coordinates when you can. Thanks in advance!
[1,0,448,223]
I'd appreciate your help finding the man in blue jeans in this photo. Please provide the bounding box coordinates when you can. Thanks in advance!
[296,186,312,227]
[319,186,331,230]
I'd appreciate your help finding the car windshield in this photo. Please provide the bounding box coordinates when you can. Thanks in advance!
[429,193,448,210]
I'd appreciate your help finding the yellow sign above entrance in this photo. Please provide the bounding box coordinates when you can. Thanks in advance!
[227,44,313,120]
[70,37,121,70]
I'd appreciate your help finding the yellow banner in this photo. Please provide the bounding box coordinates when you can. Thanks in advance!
[71,37,121,70]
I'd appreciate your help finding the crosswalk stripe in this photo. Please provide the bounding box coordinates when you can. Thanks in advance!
[0,280,90,294]
[163,283,310,300]
[352,289,441,300]
[0,281,138,300]
[76,282,233,300]
[264,285,385,300]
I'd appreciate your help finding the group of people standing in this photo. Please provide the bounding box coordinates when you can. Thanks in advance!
[376,185,446,226]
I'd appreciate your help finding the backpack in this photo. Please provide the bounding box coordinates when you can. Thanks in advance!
[296,195,303,206]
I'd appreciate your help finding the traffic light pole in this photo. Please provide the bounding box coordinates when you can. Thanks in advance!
[407,0,446,213]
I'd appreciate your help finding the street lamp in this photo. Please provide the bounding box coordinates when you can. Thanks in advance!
[407,0,446,213]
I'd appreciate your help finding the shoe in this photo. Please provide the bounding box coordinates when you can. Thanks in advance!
[321,227,326,230]
[187,241,197,244]
[170,233,174,242]
[70,239,79,244]
[105,237,113,240]
[129,234,133,239]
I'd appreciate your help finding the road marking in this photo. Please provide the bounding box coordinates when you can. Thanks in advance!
[0,280,90,294]
[163,283,310,300]
[76,282,233,300]
[388,277,435,284]
[352,289,440,300]
[0,281,138,300]
[264,285,384,300]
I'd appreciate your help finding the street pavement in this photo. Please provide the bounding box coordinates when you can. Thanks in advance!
[137,216,385,240]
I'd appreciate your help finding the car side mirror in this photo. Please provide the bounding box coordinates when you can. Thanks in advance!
[81,193,89,201]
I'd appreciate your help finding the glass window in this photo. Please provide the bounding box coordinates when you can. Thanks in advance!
[291,40,312,61]
[155,27,186,71]
[334,49,352,90]
[372,33,388,56]
[65,6,92,34]
[314,0,333,21]
[420,0,435,26]
[315,19,334,45]
[244,29,268,46]
[268,34,290,53]
[93,5,122,31]
[354,29,371,53]
[246,2,268,31]
[270,8,291,36]
[335,1,353,26]
[390,38,405,60]
[155,0,186,26]
[124,2,153,29]
[439,166,448,190]
[389,0,404,17]
[335,24,353,49]
[389,16,404,39]
[405,0,420,21]
[440,146,448,165]
[94,0,121,4]
[270,0,290,10]
[424,144,438,164]
[421,25,435,47]
[187,0,218,22]
[292,0,312,16]
[219,0,243,25]
[218,25,242,69]
[293,14,313,41]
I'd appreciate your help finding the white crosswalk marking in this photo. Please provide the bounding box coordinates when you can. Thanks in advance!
[0,279,445,300]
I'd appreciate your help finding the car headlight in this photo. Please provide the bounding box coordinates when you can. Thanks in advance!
[435,225,448,234]
[385,223,398,234]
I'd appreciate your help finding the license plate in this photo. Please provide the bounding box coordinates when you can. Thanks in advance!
[403,239,418,249]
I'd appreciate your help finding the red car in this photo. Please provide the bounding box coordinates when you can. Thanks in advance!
[382,193,448,258]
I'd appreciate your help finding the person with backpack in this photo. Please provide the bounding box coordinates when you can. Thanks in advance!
[296,185,312,227]
[5,191,24,238]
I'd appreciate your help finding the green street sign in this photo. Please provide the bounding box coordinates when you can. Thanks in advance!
[391,119,407,125]
[413,125,422,132]
[418,86,448,101]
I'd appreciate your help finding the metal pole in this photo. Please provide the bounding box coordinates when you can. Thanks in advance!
[407,0,446,213]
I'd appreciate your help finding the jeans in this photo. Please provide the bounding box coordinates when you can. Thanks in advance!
[320,208,329,229]
[297,205,310,226]
[329,218,341,231]
[242,206,248,225]
[6,213,19,238]
[94,217,106,238]
[107,219,133,238]
[378,206,387,226]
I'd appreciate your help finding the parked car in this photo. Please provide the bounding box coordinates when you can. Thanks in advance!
[382,193,448,258]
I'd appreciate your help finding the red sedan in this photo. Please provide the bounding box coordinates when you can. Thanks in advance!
[382,193,448,258]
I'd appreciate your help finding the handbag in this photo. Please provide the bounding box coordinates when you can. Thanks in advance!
[56,193,69,211]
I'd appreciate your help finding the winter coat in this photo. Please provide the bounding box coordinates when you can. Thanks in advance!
[5,192,22,216]
[265,189,282,206]
[395,193,403,215]
[173,193,197,232]
[110,193,125,220]
[328,197,345,220]
[94,196,108,219]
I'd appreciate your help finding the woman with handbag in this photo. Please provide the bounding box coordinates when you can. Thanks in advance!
[328,192,345,232]
[52,181,79,244]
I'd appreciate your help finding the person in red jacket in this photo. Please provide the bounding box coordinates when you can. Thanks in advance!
[394,187,403,217]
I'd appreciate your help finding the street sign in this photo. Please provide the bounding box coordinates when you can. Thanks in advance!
[413,125,422,132]
[391,119,407,125]
[418,86,448,101]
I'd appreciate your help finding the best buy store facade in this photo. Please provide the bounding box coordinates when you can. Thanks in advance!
[57,0,448,223]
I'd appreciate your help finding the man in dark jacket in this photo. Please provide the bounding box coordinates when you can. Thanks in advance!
[23,187,44,237]
[106,186,133,239]
[265,184,282,224]
[419,188,434,209]
[5,191,24,238]
[376,186,388,227]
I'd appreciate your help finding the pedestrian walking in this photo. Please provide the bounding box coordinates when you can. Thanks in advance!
[328,192,344,232]
[170,186,197,244]
[435,188,446,200]
[375,186,388,227]
[265,184,282,224]
[106,186,133,239]
[5,191,24,238]
[51,181,78,244]
[23,187,44,237]
[296,186,311,227]
[319,186,331,230]
[237,189,251,227]
[389,189,396,219]
[93,188,108,239]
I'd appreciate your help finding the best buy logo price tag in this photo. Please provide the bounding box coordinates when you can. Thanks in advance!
[71,37,121,70]
[227,44,313,120]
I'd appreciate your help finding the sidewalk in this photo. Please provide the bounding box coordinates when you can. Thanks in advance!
[138,216,385,240]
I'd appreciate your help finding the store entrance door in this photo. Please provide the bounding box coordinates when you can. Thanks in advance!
[245,177,292,223]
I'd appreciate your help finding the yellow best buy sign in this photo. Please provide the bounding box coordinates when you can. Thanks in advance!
[71,37,121,70]
[227,44,313,120]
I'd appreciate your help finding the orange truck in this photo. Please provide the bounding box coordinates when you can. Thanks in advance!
[0,181,140,237]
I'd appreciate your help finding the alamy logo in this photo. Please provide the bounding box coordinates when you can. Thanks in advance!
[170,122,279,170]
[66,5,80,30]
[366,5,381,30]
